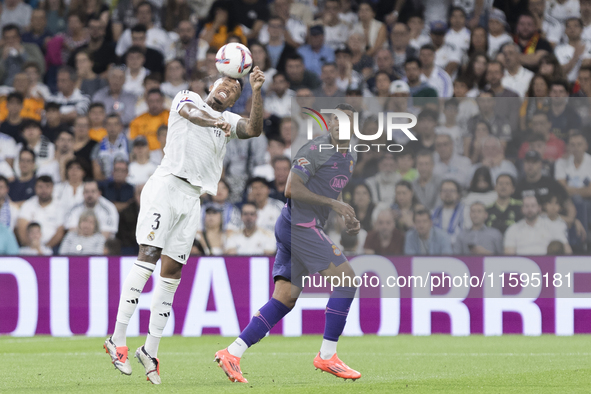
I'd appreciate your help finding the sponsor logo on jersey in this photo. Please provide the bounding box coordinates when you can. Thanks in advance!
[332,245,342,256]
[147,231,155,241]
[296,158,310,167]
[330,175,349,192]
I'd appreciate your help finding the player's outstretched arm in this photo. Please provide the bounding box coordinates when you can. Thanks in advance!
[236,66,265,139]
[179,103,231,134]
[287,171,356,220]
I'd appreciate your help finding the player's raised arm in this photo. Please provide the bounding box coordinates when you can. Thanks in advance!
[286,171,356,220]
[179,103,232,136]
[235,66,265,139]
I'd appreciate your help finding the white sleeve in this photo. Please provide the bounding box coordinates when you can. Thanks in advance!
[66,207,80,229]
[115,30,132,57]
[225,234,238,250]
[554,159,567,180]
[17,200,33,220]
[223,111,245,141]
[504,224,517,249]
[0,161,14,179]
[171,90,203,113]
[554,46,570,65]
[3,137,16,159]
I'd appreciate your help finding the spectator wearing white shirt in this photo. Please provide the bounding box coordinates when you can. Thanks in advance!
[472,136,518,183]
[541,194,572,252]
[528,0,565,47]
[408,15,431,52]
[0,0,32,31]
[501,43,534,97]
[225,202,276,255]
[323,0,352,51]
[0,131,17,169]
[436,98,464,154]
[504,195,571,255]
[160,59,189,99]
[123,46,149,97]
[66,180,119,239]
[50,66,91,124]
[433,133,472,188]
[445,7,471,59]
[428,21,462,79]
[127,136,157,186]
[545,0,580,25]
[264,72,294,118]
[365,154,401,205]
[487,8,512,59]
[419,43,453,98]
[582,0,591,43]
[115,2,173,60]
[334,45,364,91]
[37,129,75,183]
[0,176,19,230]
[16,175,65,249]
[59,210,106,255]
[555,18,591,83]
[19,222,53,255]
[247,176,284,232]
[53,158,86,213]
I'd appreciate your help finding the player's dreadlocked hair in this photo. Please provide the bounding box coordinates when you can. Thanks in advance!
[335,103,355,112]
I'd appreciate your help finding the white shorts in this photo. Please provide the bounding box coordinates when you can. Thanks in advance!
[136,172,202,264]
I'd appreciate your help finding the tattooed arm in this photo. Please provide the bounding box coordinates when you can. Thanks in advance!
[236,66,265,139]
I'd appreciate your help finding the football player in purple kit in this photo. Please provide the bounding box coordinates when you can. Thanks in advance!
[215,103,363,382]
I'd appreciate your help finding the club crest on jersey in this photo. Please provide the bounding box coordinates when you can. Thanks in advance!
[147,231,155,241]
[296,158,310,167]
[349,160,353,173]
[332,245,342,256]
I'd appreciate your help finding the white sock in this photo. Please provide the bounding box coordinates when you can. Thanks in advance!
[145,277,181,358]
[112,260,155,346]
[227,338,248,358]
[320,339,338,360]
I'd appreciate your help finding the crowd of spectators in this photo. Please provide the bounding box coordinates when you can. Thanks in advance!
[0,0,590,257]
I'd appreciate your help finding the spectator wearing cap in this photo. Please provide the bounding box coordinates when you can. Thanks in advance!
[225,202,276,255]
[19,222,52,255]
[504,195,571,255]
[403,58,438,100]
[91,114,130,181]
[129,89,169,151]
[433,133,472,189]
[321,0,350,51]
[283,53,321,91]
[116,183,142,255]
[313,63,345,97]
[0,176,19,230]
[247,176,284,232]
[472,136,518,184]
[486,173,523,234]
[297,24,335,77]
[42,102,68,143]
[528,0,564,47]
[454,202,504,255]
[264,72,294,118]
[92,66,138,127]
[195,203,228,256]
[8,148,36,205]
[37,129,74,183]
[488,8,513,59]
[419,43,453,98]
[514,13,553,70]
[363,208,404,255]
[501,43,534,98]
[115,2,173,60]
[334,45,364,92]
[16,175,65,248]
[127,136,157,186]
[14,120,55,177]
[404,209,452,255]
[50,66,90,124]
[428,20,461,79]
[66,180,119,239]
[67,15,118,76]
[99,159,134,212]
[518,111,565,162]
[390,23,418,78]
[0,25,45,86]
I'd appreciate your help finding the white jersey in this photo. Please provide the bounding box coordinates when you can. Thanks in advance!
[159,90,242,196]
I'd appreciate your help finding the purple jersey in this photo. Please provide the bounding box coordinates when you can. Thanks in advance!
[283,134,357,228]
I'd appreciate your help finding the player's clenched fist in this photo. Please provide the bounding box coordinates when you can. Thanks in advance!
[215,118,232,137]
[250,66,265,91]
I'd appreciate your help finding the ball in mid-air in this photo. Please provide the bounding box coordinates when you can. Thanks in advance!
[215,43,253,79]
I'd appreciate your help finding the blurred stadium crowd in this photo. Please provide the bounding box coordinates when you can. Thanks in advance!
[0,0,590,257]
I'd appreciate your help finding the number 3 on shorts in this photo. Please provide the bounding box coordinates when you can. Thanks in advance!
[152,213,161,230]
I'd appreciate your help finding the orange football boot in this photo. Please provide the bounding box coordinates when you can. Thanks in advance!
[214,348,248,383]
[313,352,361,380]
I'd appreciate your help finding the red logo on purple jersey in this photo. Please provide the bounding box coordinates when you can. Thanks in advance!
[330,175,349,191]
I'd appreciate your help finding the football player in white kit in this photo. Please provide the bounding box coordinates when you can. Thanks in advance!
[103,66,266,384]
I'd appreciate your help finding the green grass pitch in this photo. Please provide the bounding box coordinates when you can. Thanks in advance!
[1,335,590,393]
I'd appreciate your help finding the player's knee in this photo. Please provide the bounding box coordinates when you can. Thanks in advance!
[160,257,183,279]
[139,245,162,263]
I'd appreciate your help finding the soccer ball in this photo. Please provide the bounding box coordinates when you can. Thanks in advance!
[215,43,253,79]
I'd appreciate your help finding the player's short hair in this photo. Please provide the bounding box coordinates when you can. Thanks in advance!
[272,156,291,168]
[57,66,77,81]
[565,17,583,28]
[19,147,36,161]
[147,88,164,97]
[22,119,42,131]
[335,103,355,112]
[36,175,54,185]
[440,179,461,194]
[56,129,74,141]
[126,45,145,58]
[404,57,422,69]
[420,44,436,53]
[496,173,515,187]
[285,53,304,63]
[247,176,269,188]
[2,24,20,36]
[241,201,257,212]
[26,222,41,232]
[6,92,24,104]
[89,102,105,111]
[65,158,86,180]
[131,24,148,34]
[550,79,570,92]
[449,5,467,19]
[106,113,122,123]
[413,208,431,221]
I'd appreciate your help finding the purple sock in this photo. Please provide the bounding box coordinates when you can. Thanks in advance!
[324,287,356,341]
[239,298,291,347]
